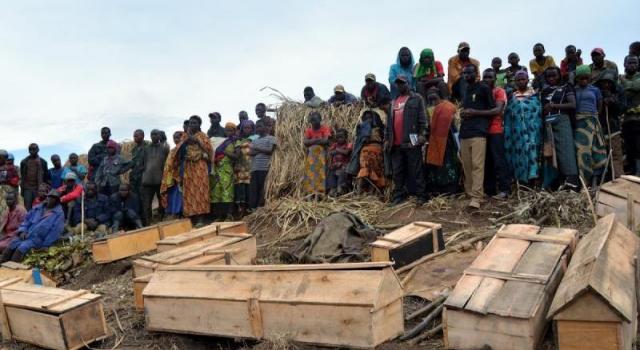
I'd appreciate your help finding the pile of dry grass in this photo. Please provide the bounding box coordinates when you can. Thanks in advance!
[247,194,412,246]
[265,102,364,202]
[491,186,594,229]
[119,140,135,184]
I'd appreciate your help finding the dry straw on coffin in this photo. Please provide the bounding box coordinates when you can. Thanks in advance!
[265,102,364,202]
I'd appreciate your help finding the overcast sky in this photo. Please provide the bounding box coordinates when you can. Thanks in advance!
[1,0,637,161]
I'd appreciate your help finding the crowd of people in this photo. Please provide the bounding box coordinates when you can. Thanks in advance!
[0,40,639,261]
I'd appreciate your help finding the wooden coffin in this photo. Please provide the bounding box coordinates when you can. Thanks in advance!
[91,219,194,263]
[143,263,404,348]
[156,218,193,239]
[0,262,56,287]
[370,222,443,268]
[92,225,161,263]
[132,233,256,277]
[596,175,640,231]
[0,280,108,350]
[155,221,248,253]
[548,214,638,350]
[444,224,577,350]
[133,274,152,311]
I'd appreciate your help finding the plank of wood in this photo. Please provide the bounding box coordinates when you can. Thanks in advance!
[496,232,573,245]
[1,283,100,314]
[133,275,152,311]
[247,298,263,339]
[0,281,12,341]
[469,235,530,273]
[621,175,640,184]
[41,290,89,309]
[464,268,548,284]
[157,219,193,239]
[5,306,67,350]
[513,242,567,281]
[557,320,620,350]
[444,275,483,309]
[553,292,621,322]
[59,300,108,349]
[156,262,393,272]
[465,277,504,314]
[92,226,161,263]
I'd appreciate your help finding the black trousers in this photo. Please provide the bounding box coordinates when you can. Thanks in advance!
[391,146,427,201]
[484,133,512,195]
[141,184,162,226]
[249,171,268,210]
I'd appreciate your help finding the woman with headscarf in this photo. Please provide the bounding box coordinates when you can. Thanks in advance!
[388,47,415,99]
[160,131,185,217]
[175,116,214,224]
[574,65,607,187]
[539,67,580,189]
[414,48,448,100]
[233,120,254,217]
[303,112,331,198]
[504,71,543,184]
[211,123,238,220]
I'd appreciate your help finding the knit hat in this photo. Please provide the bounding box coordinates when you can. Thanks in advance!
[575,65,592,77]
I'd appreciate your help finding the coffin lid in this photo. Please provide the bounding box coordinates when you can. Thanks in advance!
[143,262,403,309]
[547,214,638,322]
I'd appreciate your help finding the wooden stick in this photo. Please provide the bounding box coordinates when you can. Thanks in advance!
[579,175,598,226]
[410,324,443,346]
[628,193,636,232]
[406,295,447,321]
[400,303,444,341]
[41,290,89,309]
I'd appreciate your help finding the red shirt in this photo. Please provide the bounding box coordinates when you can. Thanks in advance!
[304,125,332,140]
[488,87,507,134]
[393,95,410,146]
[329,143,353,170]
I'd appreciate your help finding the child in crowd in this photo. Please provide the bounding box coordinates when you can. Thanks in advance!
[302,112,331,199]
[326,129,352,197]
[31,183,50,207]
[233,120,254,218]
[249,119,277,210]
[350,110,386,195]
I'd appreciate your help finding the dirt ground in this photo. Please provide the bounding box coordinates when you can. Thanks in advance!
[0,194,593,350]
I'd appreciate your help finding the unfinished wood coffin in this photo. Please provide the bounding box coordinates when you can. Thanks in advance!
[143,263,404,348]
[132,233,256,277]
[596,175,640,231]
[370,221,443,268]
[91,218,193,263]
[0,280,108,350]
[547,214,638,350]
[0,262,56,287]
[444,224,577,350]
[155,221,248,252]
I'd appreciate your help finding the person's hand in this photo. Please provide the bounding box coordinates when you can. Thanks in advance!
[418,135,427,145]
[384,141,390,152]
[543,103,553,114]
[86,219,98,231]
[19,232,27,240]
[461,109,474,118]
[604,96,616,105]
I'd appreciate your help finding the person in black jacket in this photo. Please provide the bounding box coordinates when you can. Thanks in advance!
[361,73,392,110]
[19,143,49,210]
[385,74,428,206]
[109,184,142,232]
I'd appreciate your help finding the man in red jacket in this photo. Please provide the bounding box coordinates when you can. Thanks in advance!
[57,172,83,225]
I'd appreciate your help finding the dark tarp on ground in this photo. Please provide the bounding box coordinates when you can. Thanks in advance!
[283,211,381,263]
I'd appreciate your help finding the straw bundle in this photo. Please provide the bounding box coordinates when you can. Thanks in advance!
[247,193,412,245]
[265,102,364,201]
[118,140,135,184]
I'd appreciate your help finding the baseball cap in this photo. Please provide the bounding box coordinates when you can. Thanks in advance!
[334,85,345,93]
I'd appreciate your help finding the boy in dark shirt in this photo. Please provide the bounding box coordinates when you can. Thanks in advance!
[458,64,497,209]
